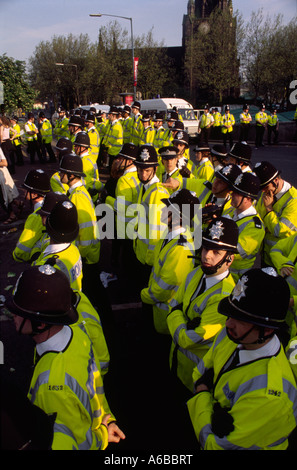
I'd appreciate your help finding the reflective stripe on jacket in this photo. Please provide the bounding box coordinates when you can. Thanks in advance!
[28,326,112,450]
[256,185,297,265]
[141,229,196,334]
[167,268,236,390]
[188,328,297,450]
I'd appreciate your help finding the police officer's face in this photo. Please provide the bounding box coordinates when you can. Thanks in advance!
[231,191,245,208]
[162,157,178,173]
[137,166,155,184]
[226,317,260,346]
[201,247,231,275]
[176,143,186,157]
[212,177,229,196]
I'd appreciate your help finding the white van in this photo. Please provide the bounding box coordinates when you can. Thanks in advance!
[138,98,199,138]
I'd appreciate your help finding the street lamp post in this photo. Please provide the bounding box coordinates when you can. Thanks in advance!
[55,63,79,106]
[89,13,136,101]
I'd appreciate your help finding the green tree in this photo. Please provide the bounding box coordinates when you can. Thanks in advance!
[240,9,297,106]
[28,33,92,109]
[0,54,36,113]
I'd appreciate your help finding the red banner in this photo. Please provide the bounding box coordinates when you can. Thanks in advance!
[134,57,139,87]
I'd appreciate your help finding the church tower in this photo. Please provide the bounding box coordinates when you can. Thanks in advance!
[182,0,233,47]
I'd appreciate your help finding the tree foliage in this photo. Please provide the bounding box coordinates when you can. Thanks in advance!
[28,23,176,108]
[0,54,36,113]
[239,9,297,105]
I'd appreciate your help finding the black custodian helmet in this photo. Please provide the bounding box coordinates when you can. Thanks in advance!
[22,169,51,196]
[6,266,78,325]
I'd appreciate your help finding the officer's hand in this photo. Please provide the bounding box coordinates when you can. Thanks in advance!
[102,414,126,443]
[280,266,294,277]
[211,402,234,438]
[262,189,274,211]
[179,166,191,178]
[194,368,214,392]
[162,177,180,191]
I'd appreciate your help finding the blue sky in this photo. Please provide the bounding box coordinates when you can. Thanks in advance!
[0,0,296,63]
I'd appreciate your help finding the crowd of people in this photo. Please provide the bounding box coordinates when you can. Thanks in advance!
[1,101,297,451]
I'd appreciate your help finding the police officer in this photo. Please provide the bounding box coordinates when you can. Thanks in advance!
[73,131,103,200]
[141,188,198,336]
[67,115,84,143]
[226,171,265,282]
[54,106,70,140]
[152,112,165,150]
[10,115,24,166]
[33,198,83,292]
[38,112,56,162]
[227,142,253,173]
[6,265,125,450]
[239,104,252,142]
[101,106,123,169]
[84,112,101,164]
[13,169,51,263]
[130,101,143,146]
[188,268,297,450]
[50,137,73,194]
[167,216,239,392]
[253,160,297,266]
[24,112,44,164]
[172,130,193,176]
[121,105,133,144]
[139,113,155,146]
[133,145,170,284]
[192,145,214,181]
[267,108,279,145]
[198,104,214,146]
[220,105,235,149]
[255,103,268,149]
[157,145,182,190]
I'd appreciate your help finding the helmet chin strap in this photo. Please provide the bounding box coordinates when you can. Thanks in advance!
[18,318,51,337]
[226,324,275,345]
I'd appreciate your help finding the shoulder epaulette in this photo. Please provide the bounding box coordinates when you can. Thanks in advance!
[253,216,263,229]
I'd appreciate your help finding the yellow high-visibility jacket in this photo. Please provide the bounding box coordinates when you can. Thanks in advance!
[224,207,265,283]
[167,268,236,390]
[133,181,170,266]
[50,172,69,194]
[40,118,53,144]
[256,184,297,265]
[153,127,165,150]
[33,242,83,292]
[68,182,100,264]
[86,126,100,164]
[121,116,133,144]
[74,290,110,376]
[106,167,141,239]
[101,120,123,156]
[28,325,114,450]
[80,151,103,198]
[188,328,297,450]
[192,159,214,181]
[255,111,268,126]
[13,206,44,262]
[139,126,155,146]
[130,113,143,146]
[54,116,70,139]
[141,228,196,334]
[221,113,235,134]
